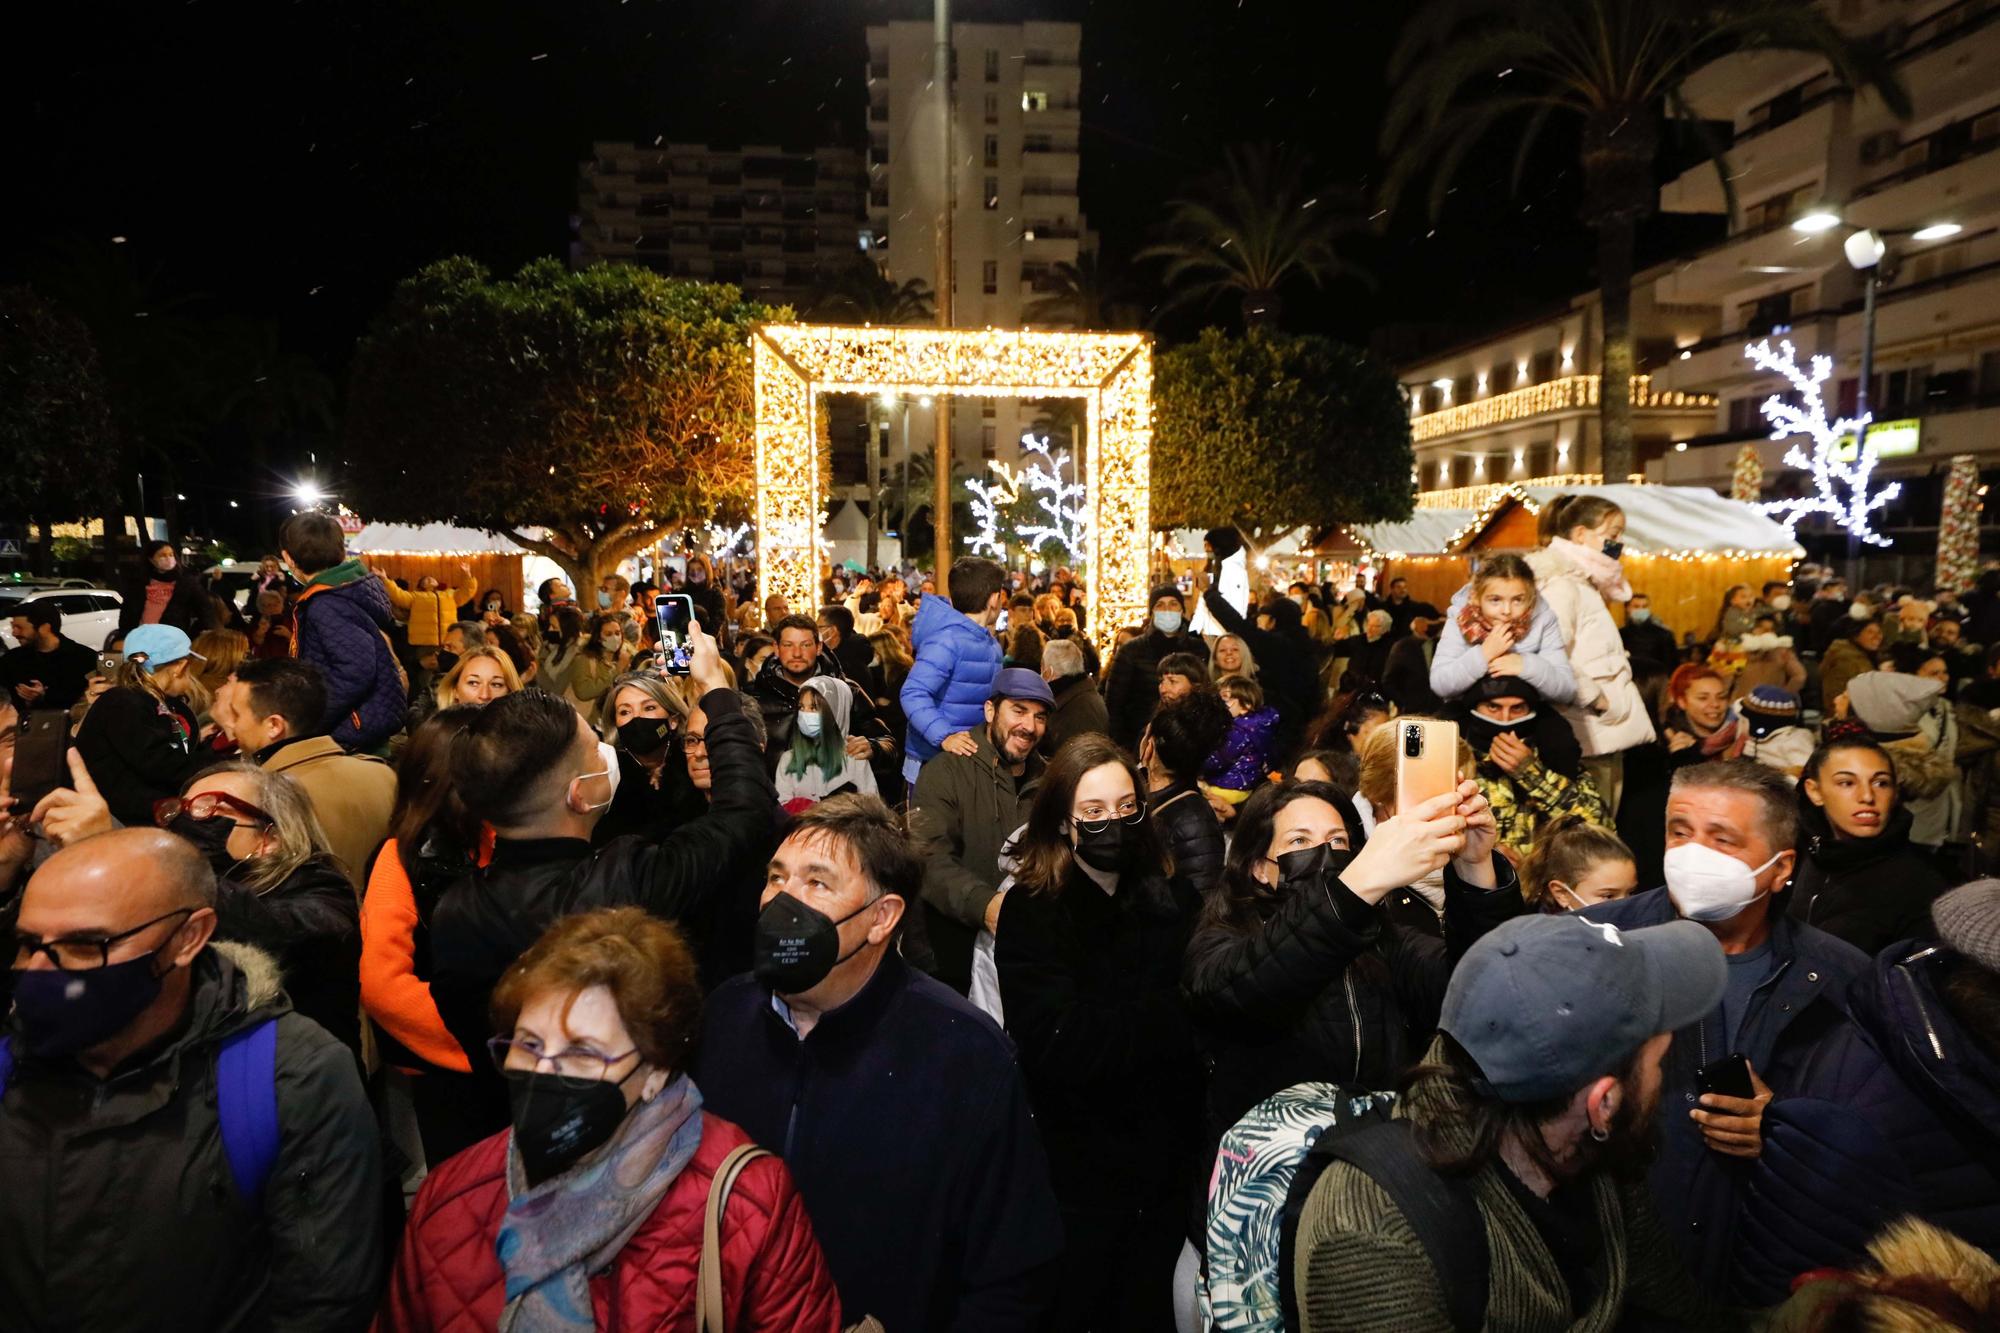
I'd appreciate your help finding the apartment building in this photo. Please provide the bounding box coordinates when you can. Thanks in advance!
[1399,267,1722,507]
[574,142,867,310]
[865,19,1088,467]
[1646,0,2000,517]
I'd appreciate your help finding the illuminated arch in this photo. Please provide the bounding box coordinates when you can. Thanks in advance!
[752,324,1153,646]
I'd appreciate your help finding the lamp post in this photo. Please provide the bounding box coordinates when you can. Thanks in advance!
[931,0,955,594]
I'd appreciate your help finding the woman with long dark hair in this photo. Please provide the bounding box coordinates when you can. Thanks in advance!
[359,705,490,1161]
[992,734,1202,1332]
[1184,770,1520,1150]
[1791,737,1950,954]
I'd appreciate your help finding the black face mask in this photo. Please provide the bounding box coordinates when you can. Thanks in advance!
[434,650,459,675]
[1273,841,1329,886]
[506,1067,636,1188]
[753,893,874,994]
[1071,811,1146,873]
[618,715,674,755]
[1463,709,1535,754]
[11,948,170,1058]
[168,811,240,872]
[1602,538,1625,560]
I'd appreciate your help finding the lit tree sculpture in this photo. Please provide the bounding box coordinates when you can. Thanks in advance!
[1744,337,1899,547]
[963,463,1020,560]
[962,432,1091,562]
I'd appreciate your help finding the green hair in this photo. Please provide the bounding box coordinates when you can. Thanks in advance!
[784,685,848,783]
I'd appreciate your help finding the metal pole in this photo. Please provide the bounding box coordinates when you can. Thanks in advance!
[866,409,882,572]
[1851,268,1878,578]
[932,0,954,594]
[901,405,912,570]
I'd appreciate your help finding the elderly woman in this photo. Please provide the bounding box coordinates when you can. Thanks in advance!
[378,908,840,1331]
[157,760,362,1055]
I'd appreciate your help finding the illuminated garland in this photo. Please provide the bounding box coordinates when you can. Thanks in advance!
[1744,339,1899,548]
[1409,375,1716,443]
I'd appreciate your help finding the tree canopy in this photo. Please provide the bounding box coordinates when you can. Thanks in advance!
[343,258,785,590]
[1152,328,1413,543]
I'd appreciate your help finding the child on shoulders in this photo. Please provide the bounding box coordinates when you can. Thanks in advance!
[1429,554,1578,705]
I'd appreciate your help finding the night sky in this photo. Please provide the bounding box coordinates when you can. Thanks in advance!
[6,0,1722,387]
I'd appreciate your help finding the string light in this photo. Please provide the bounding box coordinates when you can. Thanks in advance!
[1410,375,1716,442]
[753,324,1153,645]
[1742,338,1900,548]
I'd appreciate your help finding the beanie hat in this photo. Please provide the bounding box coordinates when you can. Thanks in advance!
[1739,686,1801,740]
[1933,879,2000,973]
[1149,585,1185,612]
[1205,527,1243,561]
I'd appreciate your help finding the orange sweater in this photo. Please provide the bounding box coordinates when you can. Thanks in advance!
[359,833,490,1074]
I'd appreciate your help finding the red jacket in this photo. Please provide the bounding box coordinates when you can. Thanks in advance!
[376,1113,841,1333]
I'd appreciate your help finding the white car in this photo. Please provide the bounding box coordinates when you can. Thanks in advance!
[0,584,125,652]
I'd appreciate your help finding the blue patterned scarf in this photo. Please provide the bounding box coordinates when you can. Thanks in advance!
[495,1074,705,1331]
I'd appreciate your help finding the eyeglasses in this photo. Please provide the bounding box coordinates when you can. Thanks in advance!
[681,731,708,753]
[1073,808,1146,834]
[486,1036,640,1090]
[153,791,274,829]
[13,907,195,971]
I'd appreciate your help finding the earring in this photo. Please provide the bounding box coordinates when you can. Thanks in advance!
[1590,1125,1610,1142]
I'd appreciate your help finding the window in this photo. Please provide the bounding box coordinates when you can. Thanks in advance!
[1023,90,1049,111]
[982,401,996,417]
[982,260,998,294]
[1531,350,1557,383]
[1728,396,1765,433]
[984,135,999,167]
[984,93,999,123]
[1980,350,2000,397]
[984,49,1000,82]
[984,176,1000,209]
[981,424,997,458]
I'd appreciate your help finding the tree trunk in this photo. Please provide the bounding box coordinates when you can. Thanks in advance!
[1597,213,1637,485]
[866,412,882,571]
[503,520,671,609]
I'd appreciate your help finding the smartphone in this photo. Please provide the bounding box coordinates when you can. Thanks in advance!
[1395,719,1460,814]
[96,652,124,677]
[1695,1052,1754,1100]
[654,595,696,676]
[11,712,69,813]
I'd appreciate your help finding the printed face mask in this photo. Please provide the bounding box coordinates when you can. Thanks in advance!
[507,1067,636,1187]
[753,892,874,993]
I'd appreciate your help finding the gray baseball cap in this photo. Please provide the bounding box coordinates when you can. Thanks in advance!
[1440,914,1725,1103]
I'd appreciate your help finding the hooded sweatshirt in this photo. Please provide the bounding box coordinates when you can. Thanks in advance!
[775,675,879,808]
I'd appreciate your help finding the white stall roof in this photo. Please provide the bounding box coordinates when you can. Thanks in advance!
[351,523,525,555]
[1348,510,1475,557]
[1517,484,1801,556]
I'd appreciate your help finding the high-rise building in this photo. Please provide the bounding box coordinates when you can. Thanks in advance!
[574,142,867,311]
[864,19,1088,470]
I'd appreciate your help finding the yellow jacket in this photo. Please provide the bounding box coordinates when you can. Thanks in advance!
[380,572,476,647]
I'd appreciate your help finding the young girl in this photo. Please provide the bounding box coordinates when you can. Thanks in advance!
[1519,813,1637,913]
[1202,674,1282,799]
[774,674,878,812]
[1428,554,1578,704]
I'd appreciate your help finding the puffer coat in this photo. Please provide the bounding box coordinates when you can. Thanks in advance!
[292,563,407,752]
[377,1113,841,1332]
[1524,542,1655,756]
[1789,799,1948,957]
[901,595,1003,770]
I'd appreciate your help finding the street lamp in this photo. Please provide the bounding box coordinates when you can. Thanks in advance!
[1844,228,1886,421]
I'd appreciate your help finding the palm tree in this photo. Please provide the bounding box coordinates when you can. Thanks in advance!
[1024,253,1136,329]
[1139,144,1370,329]
[1381,0,1909,482]
[807,258,935,324]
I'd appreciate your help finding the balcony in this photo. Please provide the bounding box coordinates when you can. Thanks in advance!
[1415,473,1615,511]
[1409,376,1718,443]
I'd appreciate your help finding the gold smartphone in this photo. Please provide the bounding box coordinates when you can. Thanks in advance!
[1395,719,1461,814]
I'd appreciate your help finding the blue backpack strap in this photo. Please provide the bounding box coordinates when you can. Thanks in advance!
[0,1036,13,1097]
[215,1019,282,1210]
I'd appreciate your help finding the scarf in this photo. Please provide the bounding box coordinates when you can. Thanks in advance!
[1456,598,1532,647]
[1667,705,1746,759]
[1549,537,1632,604]
[302,557,371,591]
[496,1075,705,1332]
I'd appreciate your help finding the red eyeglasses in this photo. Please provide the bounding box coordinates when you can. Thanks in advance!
[153,791,275,829]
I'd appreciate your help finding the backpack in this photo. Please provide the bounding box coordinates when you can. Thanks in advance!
[0,1017,282,1211]
[1202,1082,1489,1333]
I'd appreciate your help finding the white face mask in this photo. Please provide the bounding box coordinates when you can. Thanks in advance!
[572,741,623,812]
[1850,601,1872,620]
[796,709,825,738]
[1770,594,1792,612]
[1662,840,1782,922]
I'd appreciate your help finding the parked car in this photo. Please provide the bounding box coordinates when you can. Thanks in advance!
[0,584,124,651]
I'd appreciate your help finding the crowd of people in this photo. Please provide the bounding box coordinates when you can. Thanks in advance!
[2,499,1999,1332]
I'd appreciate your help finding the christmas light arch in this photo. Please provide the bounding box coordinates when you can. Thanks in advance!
[752,324,1154,647]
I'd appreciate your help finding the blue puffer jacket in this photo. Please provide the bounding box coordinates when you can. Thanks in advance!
[1737,941,2000,1288]
[1579,886,1868,1303]
[900,595,1001,775]
[293,564,407,753]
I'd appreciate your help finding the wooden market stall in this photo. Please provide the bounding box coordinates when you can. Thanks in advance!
[351,523,529,611]
[1348,484,1802,637]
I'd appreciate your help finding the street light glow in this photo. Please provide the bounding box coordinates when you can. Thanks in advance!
[1792,211,1842,235]
[294,482,326,507]
[1912,222,1963,242]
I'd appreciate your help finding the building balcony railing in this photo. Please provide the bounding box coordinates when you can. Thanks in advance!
[1409,376,1718,443]
[1414,473,1620,511]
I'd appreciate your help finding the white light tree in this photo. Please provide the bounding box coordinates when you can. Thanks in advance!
[1743,338,1900,547]
[962,432,1091,562]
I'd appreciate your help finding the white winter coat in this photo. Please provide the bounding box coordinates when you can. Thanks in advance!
[1523,544,1656,757]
